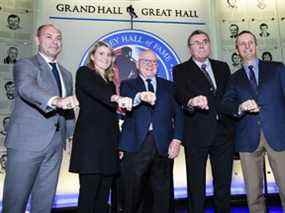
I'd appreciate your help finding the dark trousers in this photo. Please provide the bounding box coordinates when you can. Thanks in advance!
[111,173,125,213]
[185,130,234,213]
[111,175,171,213]
[121,132,173,213]
[77,174,113,213]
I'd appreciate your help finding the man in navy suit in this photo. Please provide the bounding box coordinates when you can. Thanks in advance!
[119,49,183,213]
[222,30,285,212]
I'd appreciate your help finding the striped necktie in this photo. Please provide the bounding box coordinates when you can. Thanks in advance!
[248,65,257,91]
[201,64,216,94]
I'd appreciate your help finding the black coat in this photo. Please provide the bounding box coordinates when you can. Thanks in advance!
[173,58,231,147]
[69,66,119,175]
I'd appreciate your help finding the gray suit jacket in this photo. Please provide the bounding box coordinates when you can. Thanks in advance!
[5,53,75,151]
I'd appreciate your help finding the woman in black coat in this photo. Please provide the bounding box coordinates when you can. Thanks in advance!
[69,41,131,213]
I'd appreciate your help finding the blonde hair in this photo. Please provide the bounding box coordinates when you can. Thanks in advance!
[87,41,114,82]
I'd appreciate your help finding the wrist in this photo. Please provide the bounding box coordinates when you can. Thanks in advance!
[138,92,143,100]
[111,95,120,103]
[238,104,244,114]
[51,96,60,107]
[187,98,193,107]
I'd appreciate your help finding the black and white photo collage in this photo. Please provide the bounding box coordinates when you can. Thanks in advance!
[0,0,33,173]
[218,0,285,73]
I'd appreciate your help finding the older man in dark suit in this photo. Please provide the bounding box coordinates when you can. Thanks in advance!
[2,24,78,213]
[222,30,285,213]
[173,30,233,213]
[119,49,183,213]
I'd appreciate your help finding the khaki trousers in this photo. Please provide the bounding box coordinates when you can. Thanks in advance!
[239,131,285,213]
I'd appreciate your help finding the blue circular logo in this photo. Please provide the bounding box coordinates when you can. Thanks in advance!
[80,29,181,81]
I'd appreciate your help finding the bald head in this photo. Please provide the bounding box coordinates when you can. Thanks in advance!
[36,24,61,37]
[138,49,158,78]
[35,24,62,61]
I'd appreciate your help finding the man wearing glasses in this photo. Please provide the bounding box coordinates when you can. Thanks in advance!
[173,30,233,213]
[119,49,183,213]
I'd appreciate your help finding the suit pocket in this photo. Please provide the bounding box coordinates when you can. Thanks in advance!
[6,121,54,151]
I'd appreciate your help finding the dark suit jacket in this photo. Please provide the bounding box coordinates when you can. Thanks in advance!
[4,56,16,64]
[173,58,231,147]
[69,66,119,175]
[222,60,285,152]
[119,76,183,156]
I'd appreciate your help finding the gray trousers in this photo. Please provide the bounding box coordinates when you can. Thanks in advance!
[2,132,63,213]
[240,131,285,213]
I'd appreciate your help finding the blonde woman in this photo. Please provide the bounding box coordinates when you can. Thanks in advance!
[69,41,131,213]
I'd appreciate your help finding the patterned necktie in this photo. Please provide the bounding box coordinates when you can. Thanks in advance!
[248,65,257,91]
[201,64,216,94]
[49,62,62,97]
[146,79,154,93]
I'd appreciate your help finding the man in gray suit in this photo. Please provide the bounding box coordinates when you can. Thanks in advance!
[2,24,78,213]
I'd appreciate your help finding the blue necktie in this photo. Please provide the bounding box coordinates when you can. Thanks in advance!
[146,79,155,115]
[49,63,62,97]
[248,65,257,91]
[146,79,154,93]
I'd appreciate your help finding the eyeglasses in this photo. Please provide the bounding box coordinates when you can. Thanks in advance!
[189,40,210,47]
[140,59,158,66]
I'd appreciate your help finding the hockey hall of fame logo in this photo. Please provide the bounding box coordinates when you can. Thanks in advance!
[79,29,181,81]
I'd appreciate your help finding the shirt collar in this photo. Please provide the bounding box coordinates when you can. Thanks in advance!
[193,58,210,69]
[243,58,259,71]
[139,74,156,82]
[38,52,57,64]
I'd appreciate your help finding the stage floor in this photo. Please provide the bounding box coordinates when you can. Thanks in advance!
[0,146,281,210]
[50,202,283,213]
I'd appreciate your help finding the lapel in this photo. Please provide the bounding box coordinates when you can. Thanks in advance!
[208,59,222,91]
[188,58,208,85]
[59,64,71,96]
[189,58,203,76]
[258,60,267,91]
[239,67,258,97]
[136,76,147,92]
[35,54,59,95]
[136,75,162,96]
[155,77,162,103]
[188,58,217,93]
[36,53,71,96]
[239,59,267,97]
